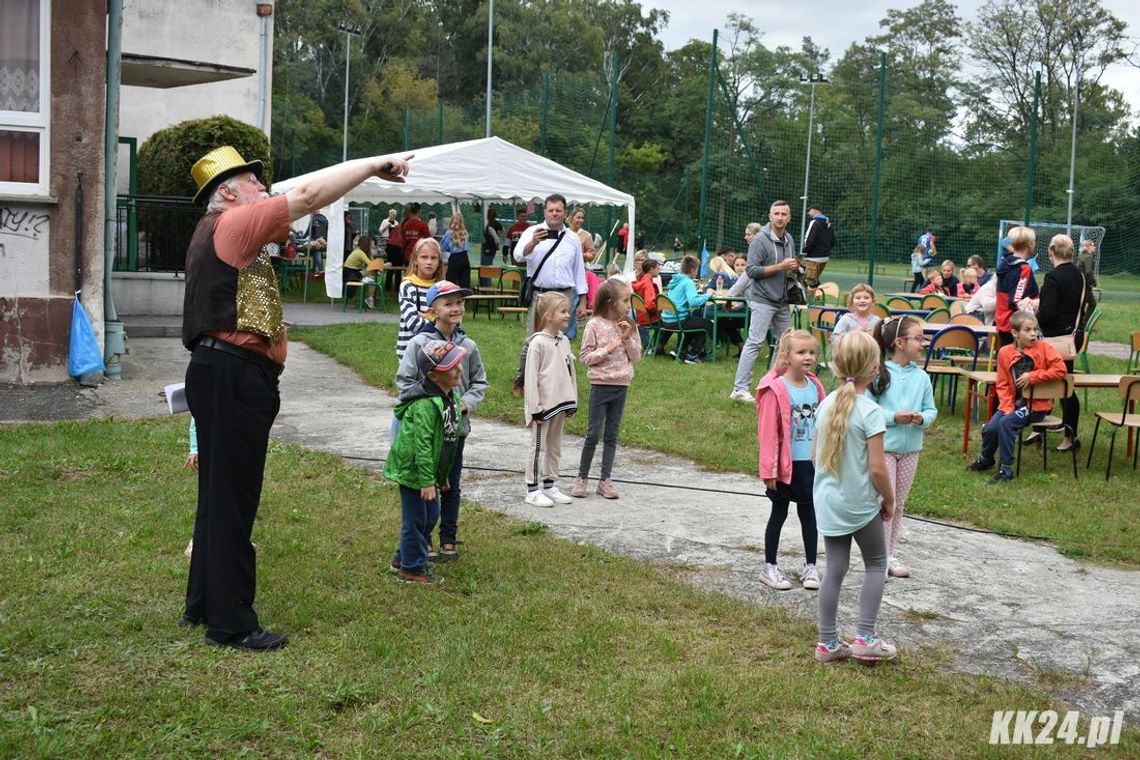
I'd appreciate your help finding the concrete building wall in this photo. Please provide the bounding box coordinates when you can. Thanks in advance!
[0,0,108,384]
[117,1,274,192]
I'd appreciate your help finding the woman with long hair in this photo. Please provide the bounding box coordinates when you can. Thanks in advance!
[441,214,471,290]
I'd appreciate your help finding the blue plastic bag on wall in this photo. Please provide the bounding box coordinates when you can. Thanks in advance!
[68,298,105,378]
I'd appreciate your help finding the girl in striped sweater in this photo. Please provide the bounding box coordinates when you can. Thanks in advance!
[396,238,442,358]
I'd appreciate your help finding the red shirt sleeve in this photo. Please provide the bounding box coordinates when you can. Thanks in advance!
[213,195,291,268]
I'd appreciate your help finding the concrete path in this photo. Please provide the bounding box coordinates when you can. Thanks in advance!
[3,332,1137,722]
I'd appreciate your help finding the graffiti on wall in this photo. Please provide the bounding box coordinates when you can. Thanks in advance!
[0,207,50,240]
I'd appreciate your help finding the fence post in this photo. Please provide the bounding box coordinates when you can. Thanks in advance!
[540,74,550,155]
[697,29,718,256]
[1024,70,1040,225]
[607,52,619,263]
[402,108,409,151]
[866,52,886,286]
[438,100,445,144]
[118,136,138,271]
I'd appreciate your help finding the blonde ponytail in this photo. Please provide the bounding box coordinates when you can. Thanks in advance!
[817,331,880,476]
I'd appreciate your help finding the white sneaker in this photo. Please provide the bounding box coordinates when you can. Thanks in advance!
[543,486,574,504]
[887,556,910,578]
[524,491,554,507]
[801,563,820,590]
[729,389,752,403]
[759,563,792,590]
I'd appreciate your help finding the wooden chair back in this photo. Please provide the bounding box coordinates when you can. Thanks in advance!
[886,296,912,310]
[500,270,522,293]
[1129,332,1140,373]
[921,293,948,310]
[655,294,679,322]
[477,266,502,292]
[1026,376,1075,404]
[949,313,983,327]
[949,300,968,315]
[925,307,951,324]
[870,302,890,320]
[923,325,981,370]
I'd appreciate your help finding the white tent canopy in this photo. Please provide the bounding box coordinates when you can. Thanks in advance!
[273,137,636,299]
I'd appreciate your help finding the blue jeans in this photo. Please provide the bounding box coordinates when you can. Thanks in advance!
[398,484,440,572]
[438,436,466,546]
[980,408,1045,468]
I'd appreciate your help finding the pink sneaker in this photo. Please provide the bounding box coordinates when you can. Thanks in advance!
[815,640,851,665]
[850,635,898,663]
[570,477,588,498]
[595,479,619,499]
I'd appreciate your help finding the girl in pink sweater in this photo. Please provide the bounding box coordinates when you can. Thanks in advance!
[572,278,642,499]
[755,329,826,591]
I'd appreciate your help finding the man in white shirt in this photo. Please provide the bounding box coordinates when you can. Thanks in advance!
[514,193,588,337]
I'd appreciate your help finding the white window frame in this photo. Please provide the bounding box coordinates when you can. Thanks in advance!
[0,0,51,197]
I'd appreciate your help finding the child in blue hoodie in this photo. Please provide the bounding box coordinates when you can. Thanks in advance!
[395,281,488,561]
[869,316,937,579]
[662,255,712,362]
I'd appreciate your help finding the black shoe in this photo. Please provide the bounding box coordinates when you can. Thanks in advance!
[967,458,995,472]
[178,614,204,627]
[205,628,288,651]
[988,469,1015,485]
[1022,432,1043,447]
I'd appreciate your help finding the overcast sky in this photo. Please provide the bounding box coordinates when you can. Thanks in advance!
[648,0,1140,112]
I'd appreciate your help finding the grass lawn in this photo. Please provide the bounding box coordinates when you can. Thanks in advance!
[295,308,1140,567]
[3,417,1135,756]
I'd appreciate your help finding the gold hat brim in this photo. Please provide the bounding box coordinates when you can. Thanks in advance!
[191,146,264,205]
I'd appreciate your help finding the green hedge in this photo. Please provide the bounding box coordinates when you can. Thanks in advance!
[138,115,272,197]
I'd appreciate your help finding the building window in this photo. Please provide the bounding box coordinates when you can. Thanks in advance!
[0,0,49,194]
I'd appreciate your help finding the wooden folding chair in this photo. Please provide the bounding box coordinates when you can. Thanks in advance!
[1016,377,1078,479]
[886,296,912,311]
[925,307,951,324]
[1129,332,1140,374]
[1086,376,1140,480]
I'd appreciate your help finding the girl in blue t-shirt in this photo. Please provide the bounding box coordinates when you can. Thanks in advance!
[755,329,826,591]
[869,317,937,579]
[812,331,897,665]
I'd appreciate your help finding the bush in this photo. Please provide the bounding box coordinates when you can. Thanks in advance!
[138,115,273,197]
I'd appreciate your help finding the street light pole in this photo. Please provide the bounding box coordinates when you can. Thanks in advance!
[1065,32,1083,234]
[485,0,494,138]
[339,22,361,163]
[798,72,828,251]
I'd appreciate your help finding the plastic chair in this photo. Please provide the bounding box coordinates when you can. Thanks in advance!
[653,294,704,361]
[923,325,981,411]
[925,307,951,324]
[1086,376,1140,480]
[921,293,949,310]
[1016,377,1078,479]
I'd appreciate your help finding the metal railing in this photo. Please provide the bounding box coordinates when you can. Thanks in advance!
[114,195,201,272]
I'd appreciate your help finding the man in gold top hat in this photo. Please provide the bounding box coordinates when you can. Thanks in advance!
[181,145,411,650]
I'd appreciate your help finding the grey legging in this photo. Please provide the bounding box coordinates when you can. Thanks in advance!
[577,384,628,480]
[817,516,888,643]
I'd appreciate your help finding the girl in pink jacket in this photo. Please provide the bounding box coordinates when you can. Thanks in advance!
[755,329,826,591]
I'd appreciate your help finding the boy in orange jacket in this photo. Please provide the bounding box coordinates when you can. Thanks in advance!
[967,311,1067,483]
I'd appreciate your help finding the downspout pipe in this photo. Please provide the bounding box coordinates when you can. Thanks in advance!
[103,0,125,379]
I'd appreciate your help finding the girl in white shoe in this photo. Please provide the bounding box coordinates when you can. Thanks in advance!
[813,331,897,664]
[521,292,578,507]
[755,329,826,591]
[869,317,937,579]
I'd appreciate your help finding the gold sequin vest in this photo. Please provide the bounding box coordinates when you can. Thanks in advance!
[182,211,284,349]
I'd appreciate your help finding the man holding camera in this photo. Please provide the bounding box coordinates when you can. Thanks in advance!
[513,193,588,337]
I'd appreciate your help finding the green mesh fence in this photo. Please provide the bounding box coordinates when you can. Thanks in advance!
[278,39,1140,281]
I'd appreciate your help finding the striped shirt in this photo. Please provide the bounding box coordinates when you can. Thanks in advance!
[396,275,437,358]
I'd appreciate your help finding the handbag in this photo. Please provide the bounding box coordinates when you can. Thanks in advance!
[1042,272,1086,361]
[519,229,566,307]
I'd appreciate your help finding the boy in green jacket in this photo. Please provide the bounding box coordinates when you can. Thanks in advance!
[384,339,466,584]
